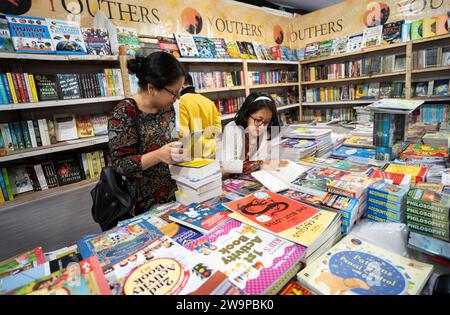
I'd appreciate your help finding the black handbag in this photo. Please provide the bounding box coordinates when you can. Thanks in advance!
[90,98,140,231]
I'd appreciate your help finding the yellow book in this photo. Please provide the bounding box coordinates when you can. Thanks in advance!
[176,158,216,168]
[28,75,39,103]
[0,187,5,203]
[423,17,436,38]
[319,87,325,101]
[75,116,95,138]
[384,164,427,183]
[94,150,103,175]
[86,152,95,179]
[6,73,18,104]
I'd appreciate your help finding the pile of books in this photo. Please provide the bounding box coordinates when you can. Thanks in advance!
[278,138,318,161]
[282,127,333,158]
[366,182,409,223]
[169,159,222,205]
[399,144,449,165]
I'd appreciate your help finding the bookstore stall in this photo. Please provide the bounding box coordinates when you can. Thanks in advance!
[0,0,450,296]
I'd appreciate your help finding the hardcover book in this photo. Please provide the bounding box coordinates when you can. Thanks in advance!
[382,20,404,45]
[34,74,59,101]
[305,42,319,59]
[332,36,348,55]
[46,19,87,54]
[346,33,363,52]
[157,36,181,58]
[362,25,383,48]
[185,219,307,295]
[56,74,81,100]
[174,33,199,57]
[103,235,240,295]
[297,233,433,295]
[318,40,333,57]
[81,28,112,55]
[116,27,140,56]
[54,156,82,186]
[193,36,216,59]
[5,15,54,53]
[75,115,95,138]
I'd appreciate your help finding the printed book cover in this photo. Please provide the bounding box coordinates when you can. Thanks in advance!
[54,156,82,186]
[382,20,404,45]
[169,203,230,234]
[77,220,164,269]
[331,146,375,159]
[280,138,317,149]
[331,36,348,55]
[0,15,13,52]
[300,157,372,173]
[193,36,216,59]
[211,38,229,58]
[116,27,140,57]
[5,15,54,53]
[185,219,306,295]
[46,19,87,54]
[82,28,112,55]
[34,74,59,101]
[157,36,181,58]
[0,247,45,279]
[159,222,203,247]
[346,33,363,52]
[174,32,199,57]
[224,40,241,58]
[401,144,448,158]
[103,235,240,295]
[362,25,383,48]
[6,256,112,295]
[297,233,434,295]
[367,169,411,186]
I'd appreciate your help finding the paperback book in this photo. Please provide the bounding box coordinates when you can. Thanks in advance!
[81,28,112,55]
[174,33,199,57]
[46,19,87,54]
[0,15,13,52]
[5,15,54,53]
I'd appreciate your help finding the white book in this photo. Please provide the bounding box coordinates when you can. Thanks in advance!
[40,119,51,146]
[99,150,106,168]
[346,33,363,52]
[174,32,199,57]
[9,167,33,194]
[27,120,37,148]
[169,159,220,181]
[22,73,34,103]
[113,69,124,96]
[33,164,49,191]
[172,171,222,190]
[37,119,48,146]
[53,114,78,142]
[362,25,383,48]
[81,153,90,179]
[177,178,222,195]
[175,186,222,205]
[251,161,309,193]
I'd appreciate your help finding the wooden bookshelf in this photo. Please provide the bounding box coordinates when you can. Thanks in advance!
[411,33,450,45]
[178,58,244,63]
[302,100,373,106]
[0,52,119,62]
[197,86,246,93]
[278,103,300,111]
[412,66,450,74]
[0,96,124,111]
[247,59,298,65]
[249,82,299,89]
[0,178,99,212]
[301,71,406,85]
[0,136,109,163]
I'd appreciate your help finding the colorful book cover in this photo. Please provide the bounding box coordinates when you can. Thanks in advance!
[116,26,140,57]
[327,179,365,199]
[435,15,448,35]
[318,40,333,57]
[422,17,436,38]
[53,156,82,186]
[185,219,306,295]
[8,166,33,194]
[103,235,240,295]
[211,38,229,58]
[283,127,331,139]
[46,19,86,54]
[34,74,59,101]
[300,157,372,173]
[346,33,363,52]
[224,40,241,58]
[0,15,13,52]
[331,146,375,159]
[168,203,230,234]
[363,25,383,48]
[305,42,319,59]
[343,136,373,148]
[279,278,313,295]
[158,222,203,247]
[174,32,199,57]
[384,164,427,183]
[5,15,54,53]
[366,169,411,186]
[408,231,450,261]
[411,19,423,40]
[382,20,404,45]
[193,36,216,59]
[401,144,448,158]
[297,233,434,295]
[157,36,181,58]
[7,256,112,295]
[91,114,108,135]
[81,28,112,55]
[0,247,45,279]
[406,188,450,214]
[280,138,317,149]
[75,115,94,138]
[368,182,409,204]
[224,190,337,247]
[331,36,348,55]
[77,220,164,269]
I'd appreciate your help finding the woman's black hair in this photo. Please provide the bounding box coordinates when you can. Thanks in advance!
[127,51,186,91]
[234,92,280,130]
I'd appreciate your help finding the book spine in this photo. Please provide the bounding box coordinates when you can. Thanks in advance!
[41,119,51,145]
[81,153,90,179]
[34,164,49,191]
[15,73,27,103]
[0,74,8,104]
[2,168,14,200]
[94,150,103,175]
[8,122,19,150]
[99,150,106,168]
[2,123,14,152]
[46,119,57,144]
[32,120,43,147]
[37,119,48,146]
[26,166,41,191]
[6,73,18,104]
[23,73,33,103]
[20,121,32,149]
[97,73,105,97]
[2,73,13,104]
[0,171,9,202]
[86,152,95,178]
[20,73,31,103]
[28,75,39,102]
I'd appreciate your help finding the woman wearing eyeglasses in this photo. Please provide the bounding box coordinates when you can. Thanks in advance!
[220,93,286,175]
[108,52,185,214]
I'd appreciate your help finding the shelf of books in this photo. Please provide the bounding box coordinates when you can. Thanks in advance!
[0,177,99,212]
[0,96,124,111]
[249,82,299,89]
[301,71,406,85]
[0,135,108,163]
[0,52,120,62]
[412,66,450,74]
[278,103,300,111]
[302,100,372,106]
[197,86,246,94]
[178,58,244,64]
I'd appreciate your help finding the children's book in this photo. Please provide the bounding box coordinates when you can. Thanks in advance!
[77,220,164,268]
[174,33,199,57]
[82,28,112,55]
[362,25,383,48]
[279,278,313,295]
[331,146,375,159]
[305,42,319,59]
[0,15,13,52]
[382,20,404,45]
[46,19,87,54]
[157,36,181,58]
[331,36,348,55]
[224,40,241,58]
[411,19,423,40]
[5,15,54,53]
[6,256,112,295]
[346,33,363,52]
[168,203,230,234]
[211,38,229,58]
[159,222,203,247]
[193,36,216,59]
[116,26,140,57]
[185,219,307,295]
[297,233,434,295]
[0,247,45,279]
[318,40,333,57]
[8,166,34,194]
[103,235,240,295]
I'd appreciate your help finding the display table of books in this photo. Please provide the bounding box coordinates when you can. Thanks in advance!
[2,117,450,295]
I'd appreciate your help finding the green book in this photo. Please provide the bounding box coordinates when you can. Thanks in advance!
[411,19,423,40]
[1,168,14,200]
[7,123,18,151]
[20,121,32,149]
[12,122,25,150]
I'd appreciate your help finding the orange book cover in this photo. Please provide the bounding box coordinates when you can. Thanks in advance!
[223,190,319,234]
[76,115,95,138]
[279,278,313,295]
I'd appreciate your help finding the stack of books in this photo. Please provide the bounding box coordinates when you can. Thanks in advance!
[406,188,450,244]
[399,144,448,166]
[282,127,333,157]
[169,159,222,205]
[278,138,318,161]
[366,182,409,223]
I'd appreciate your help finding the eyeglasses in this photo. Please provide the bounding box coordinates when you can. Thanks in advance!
[249,114,271,126]
[162,87,180,101]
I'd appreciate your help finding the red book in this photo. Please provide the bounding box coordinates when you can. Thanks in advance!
[270,46,282,60]
[279,278,314,295]
[14,73,27,103]
[10,73,23,103]
[19,74,30,103]
[367,169,411,186]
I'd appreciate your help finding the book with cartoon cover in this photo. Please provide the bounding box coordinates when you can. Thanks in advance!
[116,27,140,56]
[46,19,87,54]
[193,36,216,59]
[331,146,375,160]
[185,219,307,295]
[382,20,404,45]
[157,36,181,58]
[0,247,45,279]
[6,256,112,295]
[5,15,54,53]
[77,220,164,268]
[332,36,348,55]
[0,15,13,52]
[81,28,112,55]
[211,38,229,58]
[297,233,434,295]
[103,235,241,295]
[159,222,203,247]
[300,157,372,173]
[224,40,241,58]
[174,32,199,57]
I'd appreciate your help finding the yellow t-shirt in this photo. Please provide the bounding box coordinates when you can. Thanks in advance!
[178,93,222,159]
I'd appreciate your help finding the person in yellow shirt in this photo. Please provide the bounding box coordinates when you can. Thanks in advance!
[178,74,222,159]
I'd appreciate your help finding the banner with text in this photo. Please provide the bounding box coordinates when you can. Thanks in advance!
[289,0,449,48]
[0,0,292,46]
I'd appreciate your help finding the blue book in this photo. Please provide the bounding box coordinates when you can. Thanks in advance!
[160,223,203,247]
[12,122,25,150]
[367,182,409,204]
[331,146,375,159]
[2,123,14,151]
[1,74,12,104]
[46,19,87,55]
[168,203,230,234]
[367,198,403,213]
[5,15,55,54]
[77,220,164,269]
[0,264,48,294]
[0,75,8,104]
[97,74,105,97]
[0,170,8,201]
[366,204,403,221]
[7,123,18,151]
